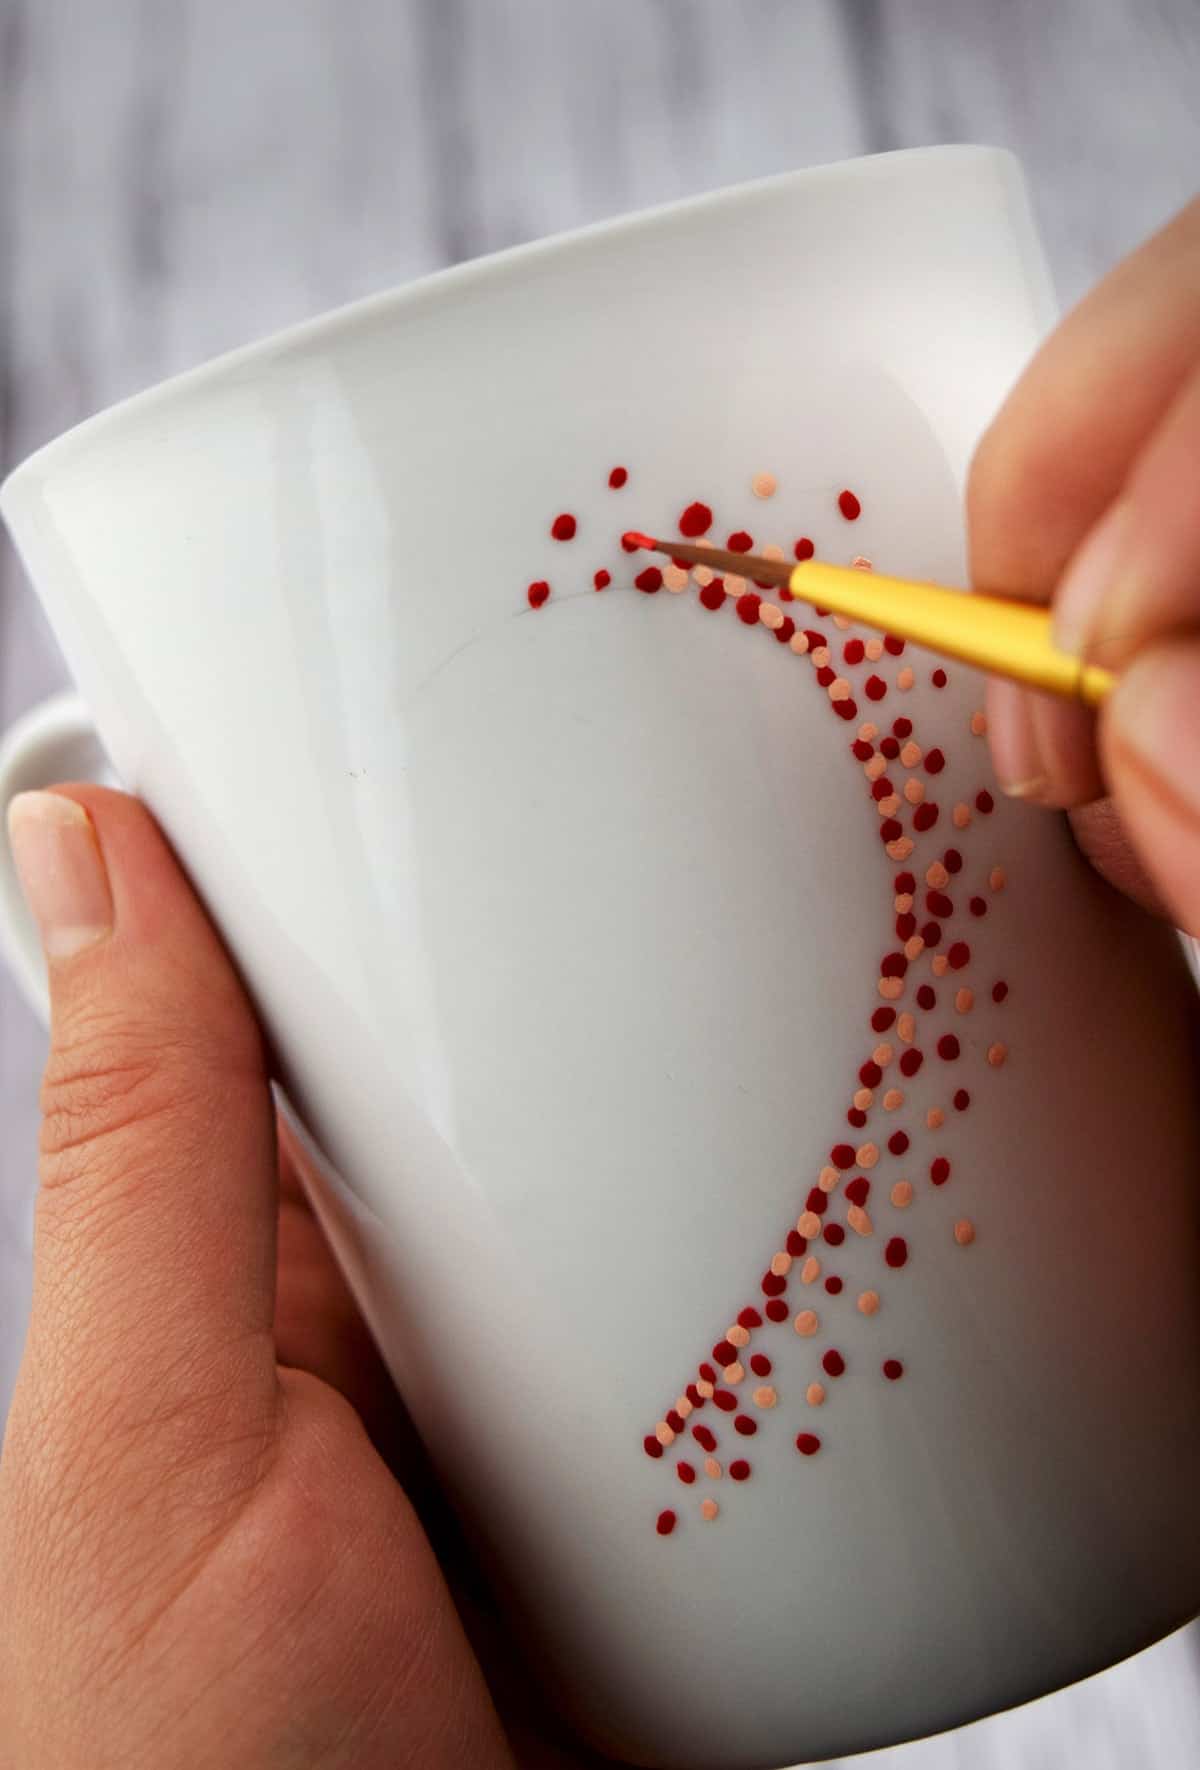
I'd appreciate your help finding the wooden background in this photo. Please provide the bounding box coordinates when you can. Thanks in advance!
[2,3,1199,1762]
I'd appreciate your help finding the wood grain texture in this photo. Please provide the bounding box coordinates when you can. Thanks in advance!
[1,3,1198,1762]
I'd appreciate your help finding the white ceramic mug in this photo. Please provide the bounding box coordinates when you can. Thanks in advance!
[3,147,1199,1770]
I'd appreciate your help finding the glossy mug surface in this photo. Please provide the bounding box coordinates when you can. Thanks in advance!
[3,148,1200,1769]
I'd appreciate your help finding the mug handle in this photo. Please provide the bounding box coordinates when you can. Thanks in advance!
[0,691,117,1023]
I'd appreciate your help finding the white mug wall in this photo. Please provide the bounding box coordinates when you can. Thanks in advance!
[2,3,1198,1765]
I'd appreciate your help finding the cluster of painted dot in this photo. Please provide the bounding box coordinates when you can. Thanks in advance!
[523,470,1010,1537]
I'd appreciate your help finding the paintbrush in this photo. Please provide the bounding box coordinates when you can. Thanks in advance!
[621,533,1114,708]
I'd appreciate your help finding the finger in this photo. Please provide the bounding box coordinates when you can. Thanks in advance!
[986,677,1104,807]
[6,786,279,1437]
[1099,638,1200,935]
[1066,797,1171,920]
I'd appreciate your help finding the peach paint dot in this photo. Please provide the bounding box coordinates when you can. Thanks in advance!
[954,1219,976,1246]
[865,639,884,661]
[955,987,974,1014]
[727,1323,751,1347]
[697,1379,715,1399]
[676,1395,693,1418]
[851,555,873,570]
[762,543,786,562]
[904,936,925,961]
[970,710,988,735]
[818,1165,839,1192]
[704,1457,722,1480]
[952,802,972,829]
[798,1211,822,1239]
[901,742,922,768]
[859,723,879,741]
[770,1250,793,1277]
[988,1042,1008,1067]
[693,563,715,587]
[701,1497,720,1520]
[873,1042,894,1067]
[760,602,785,631]
[794,1310,819,1337]
[801,1256,821,1285]
[857,1142,879,1168]
[891,1180,914,1208]
[865,754,888,781]
[990,866,1007,891]
[857,1290,881,1315]
[752,471,778,499]
[883,1088,904,1111]
[753,1385,777,1409]
[879,793,901,817]
[656,1422,675,1446]
[926,861,949,888]
[854,1088,874,1112]
[931,954,950,977]
[830,678,852,701]
[833,614,852,630]
[878,976,903,1001]
[789,632,810,654]
[926,1107,945,1129]
[897,667,915,690]
[894,892,914,914]
[806,1382,826,1407]
[847,1205,873,1236]
[904,779,925,804]
[897,1012,916,1043]
[812,646,831,668]
[664,564,690,593]
[723,1362,745,1386]
[887,837,915,861]
[726,575,746,596]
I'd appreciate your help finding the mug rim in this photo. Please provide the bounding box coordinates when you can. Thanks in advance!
[0,143,1017,519]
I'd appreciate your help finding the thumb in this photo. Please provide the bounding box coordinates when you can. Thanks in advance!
[6,786,280,1451]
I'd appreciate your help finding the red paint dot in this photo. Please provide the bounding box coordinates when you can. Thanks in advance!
[699,1362,717,1383]
[635,566,663,594]
[823,1223,846,1247]
[677,1461,696,1484]
[608,466,628,489]
[880,818,903,844]
[932,668,948,687]
[805,1187,829,1216]
[713,1390,738,1414]
[893,717,913,739]
[993,980,1009,1003]
[699,582,727,611]
[738,1306,763,1329]
[666,1409,685,1434]
[824,1275,844,1294]
[795,1433,821,1456]
[644,1435,664,1459]
[679,502,712,538]
[845,1176,871,1207]
[976,789,995,814]
[620,533,640,552]
[895,913,917,940]
[656,1509,677,1536]
[948,941,971,970]
[847,1107,868,1128]
[686,1384,705,1409]
[831,1144,856,1170]
[884,1237,908,1269]
[859,1060,883,1088]
[713,1341,737,1367]
[937,1034,960,1061]
[729,1459,751,1481]
[865,674,887,701]
[822,1348,846,1377]
[774,616,796,644]
[888,1131,910,1156]
[926,891,954,919]
[833,699,858,721]
[527,580,550,609]
[916,983,936,1010]
[970,896,987,917]
[921,922,942,948]
[804,629,828,650]
[872,1007,896,1032]
[931,1157,951,1186]
[954,1088,971,1111]
[895,870,916,893]
[838,489,862,521]
[692,1424,717,1451]
[728,530,754,553]
[762,1271,788,1296]
[913,802,940,832]
[944,848,963,873]
[786,1229,807,1256]
[551,513,577,541]
[734,1415,758,1437]
[816,666,836,687]
[765,1298,789,1322]
[844,638,865,665]
[779,585,795,603]
[923,748,946,775]
[880,735,900,759]
[872,777,895,803]
[794,536,815,561]
[853,739,874,761]
[735,591,762,624]
[883,1359,904,1381]
[750,1353,772,1377]
[593,569,611,590]
[899,1048,924,1078]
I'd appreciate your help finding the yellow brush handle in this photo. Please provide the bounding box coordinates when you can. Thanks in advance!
[790,563,1115,708]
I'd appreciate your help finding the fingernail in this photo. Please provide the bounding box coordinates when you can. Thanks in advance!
[7,792,114,959]
[1053,500,1131,660]
[987,680,1047,798]
[1108,647,1200,823]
